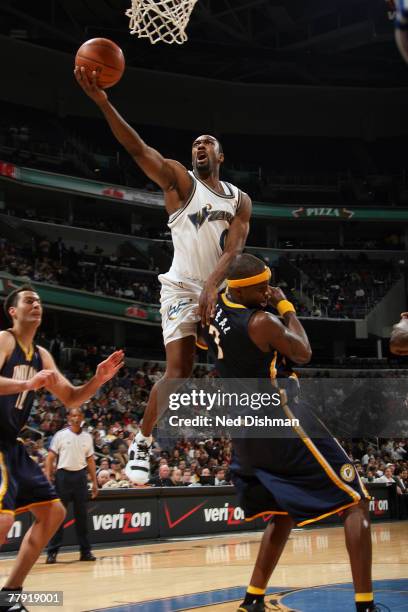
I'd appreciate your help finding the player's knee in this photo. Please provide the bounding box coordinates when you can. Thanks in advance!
[0,513,15,540]
[341,499,370,522]
[40,502,66,526]
[32,501,65,527]
[52,502,66,524]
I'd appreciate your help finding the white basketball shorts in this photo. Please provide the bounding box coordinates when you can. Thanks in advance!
[159,274,204,346]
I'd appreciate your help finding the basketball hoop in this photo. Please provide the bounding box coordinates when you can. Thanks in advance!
[126,0,198,45]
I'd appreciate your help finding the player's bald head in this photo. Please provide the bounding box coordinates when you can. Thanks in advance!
[227,254,266,280]
[193,134,223,154]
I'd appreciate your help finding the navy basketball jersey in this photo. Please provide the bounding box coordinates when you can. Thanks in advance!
[203,292,296,380]
[0,331,42,441]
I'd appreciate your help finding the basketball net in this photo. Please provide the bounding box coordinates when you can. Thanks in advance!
[126,0,198,44]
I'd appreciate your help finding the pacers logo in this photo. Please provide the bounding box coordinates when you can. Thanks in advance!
[168,299,191,321]
[340,463,355,483]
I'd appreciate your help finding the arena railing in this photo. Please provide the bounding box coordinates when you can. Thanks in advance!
[3,160,408,222]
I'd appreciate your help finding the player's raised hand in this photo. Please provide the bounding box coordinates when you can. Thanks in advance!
[26,369,58,391]
[199,285,218,327]
[95,350,125,384]
[74,67,107,106]
[266,286,287,309]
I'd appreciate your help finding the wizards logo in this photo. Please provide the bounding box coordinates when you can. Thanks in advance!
[188,204,234,230]
[168,299,192,320]
[188,204,212,229]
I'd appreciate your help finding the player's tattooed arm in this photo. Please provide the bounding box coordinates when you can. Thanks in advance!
[74,68,193,207]
[38,346,125,407]
[199,193,252,326]
[390,312,408,355]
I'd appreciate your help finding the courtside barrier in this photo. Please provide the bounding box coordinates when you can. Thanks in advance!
[2,483,399,552]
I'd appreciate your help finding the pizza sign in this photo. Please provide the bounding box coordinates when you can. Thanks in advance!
[292,207,354,219]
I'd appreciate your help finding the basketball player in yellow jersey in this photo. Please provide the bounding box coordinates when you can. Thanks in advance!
[0,285,123,611]
[75,68,252,483]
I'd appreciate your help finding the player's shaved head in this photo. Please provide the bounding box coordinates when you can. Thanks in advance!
[227,254,266,280]
[193,134,223,154]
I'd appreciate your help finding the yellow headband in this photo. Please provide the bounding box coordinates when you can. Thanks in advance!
[227,266,271,288]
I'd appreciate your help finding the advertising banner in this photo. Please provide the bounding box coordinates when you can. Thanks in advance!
[0,484,398,551]
[61,497,159,546]
[158,492,259,538]
[1,512,31,553]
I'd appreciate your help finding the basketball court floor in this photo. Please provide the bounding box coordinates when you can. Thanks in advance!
[0,521,406,611]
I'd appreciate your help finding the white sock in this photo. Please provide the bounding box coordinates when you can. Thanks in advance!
[136,431,152,444]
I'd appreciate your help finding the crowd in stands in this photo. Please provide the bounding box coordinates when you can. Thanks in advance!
[2,236,402,320]
[23,358,233,489]
[6,204,169,241]
[0,237,161,304]
[287,253,401,318]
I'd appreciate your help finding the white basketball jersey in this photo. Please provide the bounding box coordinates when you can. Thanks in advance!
[165,171,242,283]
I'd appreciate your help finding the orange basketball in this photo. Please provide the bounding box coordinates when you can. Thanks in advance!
[75,38,125,89]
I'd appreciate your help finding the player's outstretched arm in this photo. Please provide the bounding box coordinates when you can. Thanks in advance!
[390,312,408,354]
[249,288,312,364]
[199,194,252,326]
[74,68,192,201]
[38,346,125,407]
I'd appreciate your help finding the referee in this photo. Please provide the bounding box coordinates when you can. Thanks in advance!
[45,407,98,563]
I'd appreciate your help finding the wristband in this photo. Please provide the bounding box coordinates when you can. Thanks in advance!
[277,300,296,316]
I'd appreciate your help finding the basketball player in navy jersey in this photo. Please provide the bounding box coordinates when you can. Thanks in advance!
[75,68,251,484]
[203,254,377,612]
[0,285,123,612]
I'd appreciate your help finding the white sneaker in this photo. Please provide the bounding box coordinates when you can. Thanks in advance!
[125,432,152,485]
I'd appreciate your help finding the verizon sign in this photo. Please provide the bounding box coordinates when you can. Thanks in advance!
[204,503,245,524]
[61,498,158,545]
[1,484,396,551]
[160,495,264,537]
[92,508,152,532]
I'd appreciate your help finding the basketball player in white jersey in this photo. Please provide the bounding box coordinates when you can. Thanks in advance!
[75,68,252,483]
